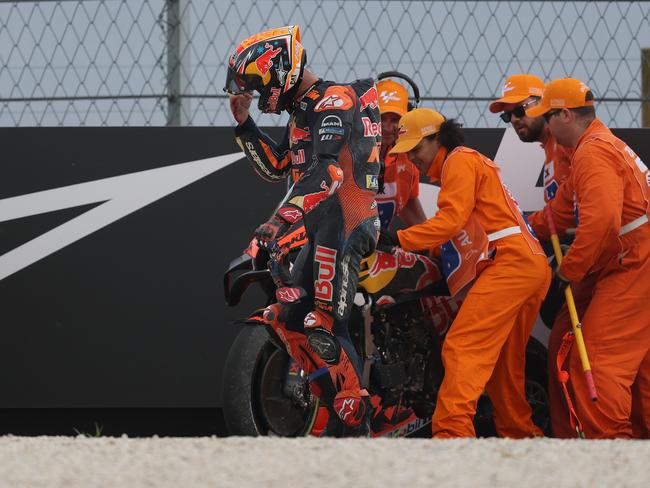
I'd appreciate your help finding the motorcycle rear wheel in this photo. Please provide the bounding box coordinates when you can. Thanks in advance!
[222,325,320,436]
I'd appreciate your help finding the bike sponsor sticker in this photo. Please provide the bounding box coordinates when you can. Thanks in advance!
[315,245,337,301]
[395,247,417,268]
[385,416,432,438]
[369,251,398,276]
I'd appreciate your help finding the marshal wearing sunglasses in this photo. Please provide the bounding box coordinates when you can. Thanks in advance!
[490,74,575,438]
[489,73,573,205]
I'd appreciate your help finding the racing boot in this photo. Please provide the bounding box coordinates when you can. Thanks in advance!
[321,395,372,438]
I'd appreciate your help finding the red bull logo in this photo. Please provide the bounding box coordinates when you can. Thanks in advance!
[291,149,305,165]
[362,116,381,137]
[369,251,398,276]
[359,86,379,111]
[267,87,281,112]
[302,181,331,213]
[415,255,443,292]
[290,126,311,145]
[315,246,337,302]
[395,248,417,268]
[255,43,282,75]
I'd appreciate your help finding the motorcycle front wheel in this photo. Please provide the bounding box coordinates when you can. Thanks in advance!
[222,325,320,436]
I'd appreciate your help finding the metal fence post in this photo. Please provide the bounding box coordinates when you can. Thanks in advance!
[642,48,650,127]
[166,0,191,126]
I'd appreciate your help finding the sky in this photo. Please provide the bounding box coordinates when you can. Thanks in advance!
[1,0,649,127]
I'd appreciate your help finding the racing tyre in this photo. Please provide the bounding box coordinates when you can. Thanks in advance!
[222,325,320,436]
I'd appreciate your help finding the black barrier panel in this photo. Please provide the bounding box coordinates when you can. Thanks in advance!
[0,126,648,408]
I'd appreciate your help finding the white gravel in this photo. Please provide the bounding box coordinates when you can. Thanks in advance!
[0,436,649,488]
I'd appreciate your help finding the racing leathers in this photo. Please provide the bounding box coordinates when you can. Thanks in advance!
[235,78,382,427]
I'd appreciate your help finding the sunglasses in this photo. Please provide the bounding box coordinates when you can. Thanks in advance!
[499,99,539,123]
[543,109,562,122]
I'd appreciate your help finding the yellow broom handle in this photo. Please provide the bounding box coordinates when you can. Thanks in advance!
[545,206,598,401]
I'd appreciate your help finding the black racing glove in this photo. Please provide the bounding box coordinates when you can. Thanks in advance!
[377,227,399,253]
[254,215,289,247]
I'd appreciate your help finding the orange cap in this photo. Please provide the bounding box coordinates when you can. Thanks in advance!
[526,77,594,117]
[489,74,545,113]
[377,79,409,116]
[389,108,445,154]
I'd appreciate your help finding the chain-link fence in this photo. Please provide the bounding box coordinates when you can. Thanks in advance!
[2,0,650,127]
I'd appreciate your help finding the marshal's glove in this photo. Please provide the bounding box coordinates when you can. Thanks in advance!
[554,268,571,293]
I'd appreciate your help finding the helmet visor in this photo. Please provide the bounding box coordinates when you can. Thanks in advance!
[223,68,264,95]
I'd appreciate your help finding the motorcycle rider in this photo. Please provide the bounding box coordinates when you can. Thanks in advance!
[225,25,381,434]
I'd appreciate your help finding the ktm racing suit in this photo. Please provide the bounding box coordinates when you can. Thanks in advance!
[235,78,381,427]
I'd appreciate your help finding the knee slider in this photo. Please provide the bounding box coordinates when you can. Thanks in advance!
[264,302,291,324]
[306,328,341,365]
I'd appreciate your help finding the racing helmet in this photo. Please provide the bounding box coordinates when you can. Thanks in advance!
[224,25,306,114]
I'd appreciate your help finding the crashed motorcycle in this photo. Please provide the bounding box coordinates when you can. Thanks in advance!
[222,225,550,437]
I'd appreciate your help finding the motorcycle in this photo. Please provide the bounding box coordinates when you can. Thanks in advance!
[221,224,550,437]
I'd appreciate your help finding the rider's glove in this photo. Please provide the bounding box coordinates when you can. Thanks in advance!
[254,215,288,246]
[377,228,399,253]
